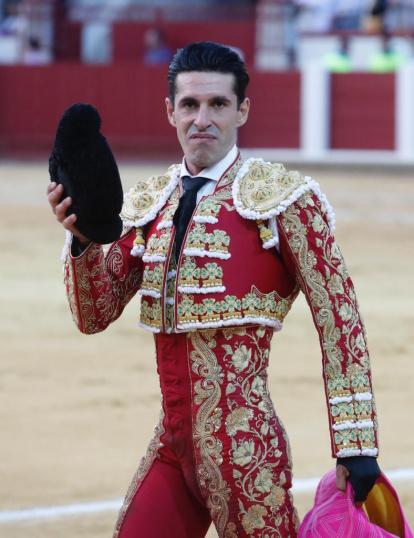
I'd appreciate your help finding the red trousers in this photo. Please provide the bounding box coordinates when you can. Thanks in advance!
[114,327,299,538]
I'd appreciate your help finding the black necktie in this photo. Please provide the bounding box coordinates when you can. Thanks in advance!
[173,176,210,262]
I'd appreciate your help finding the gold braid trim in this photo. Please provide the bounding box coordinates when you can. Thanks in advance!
[279,191,378,456]
[113,406,165,538]
[189,331,234,536]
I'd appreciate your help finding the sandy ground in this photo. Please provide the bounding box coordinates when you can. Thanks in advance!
[0,161,413,537]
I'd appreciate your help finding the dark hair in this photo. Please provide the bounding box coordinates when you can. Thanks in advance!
[168,41,249,109]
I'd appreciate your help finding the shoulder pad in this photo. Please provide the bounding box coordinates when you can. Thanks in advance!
[233,159,310,220]
[121,165,181,227]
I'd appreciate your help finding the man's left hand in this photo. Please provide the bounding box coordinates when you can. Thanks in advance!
[336,456,381,506]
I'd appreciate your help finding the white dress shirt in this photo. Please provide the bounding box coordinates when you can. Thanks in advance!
[179,145,280,251]
[180,145,238,203]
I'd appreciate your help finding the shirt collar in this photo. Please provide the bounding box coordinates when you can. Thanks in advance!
[180,145,238,182]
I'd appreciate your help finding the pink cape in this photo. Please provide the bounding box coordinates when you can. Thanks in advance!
[298,469,413,538]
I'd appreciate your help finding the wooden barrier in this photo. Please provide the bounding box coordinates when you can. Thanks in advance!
[330,73,395,150]
[0,64,397,156]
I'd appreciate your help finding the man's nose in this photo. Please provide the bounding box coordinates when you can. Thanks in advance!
[194,105,211,130]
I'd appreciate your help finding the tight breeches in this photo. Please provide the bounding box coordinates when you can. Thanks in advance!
[114,326,300,538]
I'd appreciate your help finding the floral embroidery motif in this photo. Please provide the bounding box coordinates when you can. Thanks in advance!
[177,286,294,331]
[280,192,378,457]
[234,160,305,216]
[184,223,231,259]
[179,258,201,286]
[187,223,210,250]
[143,229,172,261]
[354,400,373,420]
[241,505,268,534]
[194,197,222,223]
[201,263,224,288]
[66,239,142,334]
[209,229,230,256]
[188,327,299,536]
[331,401,355,423]
[189,330,234,536]
[220,327,299,536]
[141,264,164,294]
[178,258,224,292]
[327,374,351,398]
[226,407,254,436]
[166,273,176,299]
[121,165,180,227]
[140,298,162,332]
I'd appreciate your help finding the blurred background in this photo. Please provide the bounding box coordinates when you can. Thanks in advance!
[0,0,414,163]
[1,2,414,537]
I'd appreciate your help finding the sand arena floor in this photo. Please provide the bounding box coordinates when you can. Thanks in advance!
[0,161,413,537]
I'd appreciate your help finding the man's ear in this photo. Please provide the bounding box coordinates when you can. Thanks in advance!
[236,97,250,128]
[165,97,176,127]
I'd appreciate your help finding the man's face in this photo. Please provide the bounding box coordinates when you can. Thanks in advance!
[166,71,250,175]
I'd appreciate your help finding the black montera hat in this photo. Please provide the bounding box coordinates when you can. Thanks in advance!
[49,103,123,244]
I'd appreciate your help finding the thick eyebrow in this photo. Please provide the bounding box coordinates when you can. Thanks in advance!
[177,97,198,107]
[177,95,233,107]
[210,95,232,105]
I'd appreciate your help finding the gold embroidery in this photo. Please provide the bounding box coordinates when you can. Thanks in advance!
[215,154,245,189]
[70,244,101,333]
[113,406,165,538]
[280,192,378,455]
[179,258,224,290]
[179,258,201,287]
[121,166,179,224]
[142,265,164,294]
[184,223,231,257]
[241,504,268,534]
[132,227,145,250]
[196,197,222,220]
[144,229,172,258]
[157,200,179,227]
[140,298,162,331]
[177,286,295,328]
[64,257,80,328]
[189,331,233,535]
[208,229,230,256]
[66,241,141,334]
[237,161,306,215]
[221,327,297,536]
[166,276,176,299]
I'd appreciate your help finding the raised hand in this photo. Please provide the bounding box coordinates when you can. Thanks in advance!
[47,182,91,247]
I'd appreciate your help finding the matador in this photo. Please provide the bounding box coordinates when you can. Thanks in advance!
[48,42,381,538]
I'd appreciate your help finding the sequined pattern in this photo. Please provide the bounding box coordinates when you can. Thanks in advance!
[279,191,379,457]
[64,231,143,334]
[188,327,300,537]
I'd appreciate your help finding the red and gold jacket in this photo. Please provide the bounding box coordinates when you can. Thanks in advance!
[62,154,379,459]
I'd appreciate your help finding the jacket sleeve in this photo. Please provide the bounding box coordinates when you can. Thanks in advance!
[62,228,143,335]
[276,190,379,459]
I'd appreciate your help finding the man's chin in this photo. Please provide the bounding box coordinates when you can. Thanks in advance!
[188,150,217,172]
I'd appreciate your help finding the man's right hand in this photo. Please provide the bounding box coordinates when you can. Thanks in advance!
[47,182,91,248]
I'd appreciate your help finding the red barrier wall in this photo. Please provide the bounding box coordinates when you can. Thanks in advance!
[239,71,301,149]
[113,21,256,65]
[0,65,397,157]
[330,73,395,150]
[0,64,177,156]
[0,64,300,156]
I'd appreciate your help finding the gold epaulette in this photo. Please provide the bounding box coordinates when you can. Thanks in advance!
[233,159,309,220]
[121,164,181,228]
